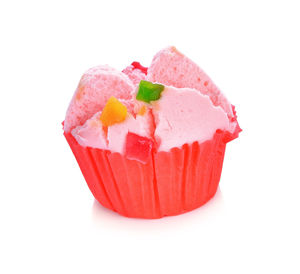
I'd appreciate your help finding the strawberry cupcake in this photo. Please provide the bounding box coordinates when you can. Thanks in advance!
[63,47,241,218]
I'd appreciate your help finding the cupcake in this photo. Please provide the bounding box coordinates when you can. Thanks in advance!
[63,47,241,218]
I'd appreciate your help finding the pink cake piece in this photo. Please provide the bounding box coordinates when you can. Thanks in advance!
[147,46,234,118]
[151,86,230,151]
[64,65,135,132]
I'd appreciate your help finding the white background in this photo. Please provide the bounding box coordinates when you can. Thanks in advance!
[1,0,300,273]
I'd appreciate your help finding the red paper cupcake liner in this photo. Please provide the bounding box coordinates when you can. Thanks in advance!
[64,125,240,218]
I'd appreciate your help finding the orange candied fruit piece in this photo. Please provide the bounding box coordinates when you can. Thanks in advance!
[100,96,128,126]
[137,105,147,116]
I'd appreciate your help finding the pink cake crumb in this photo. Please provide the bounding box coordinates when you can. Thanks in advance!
[64,65,134,132]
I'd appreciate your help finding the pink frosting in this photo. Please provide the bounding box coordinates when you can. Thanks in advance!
[72,109,153,154]
[151,86,230,151]
[71,112,107,149]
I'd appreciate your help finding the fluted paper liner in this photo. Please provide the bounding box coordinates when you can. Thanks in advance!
[64,114,240,218]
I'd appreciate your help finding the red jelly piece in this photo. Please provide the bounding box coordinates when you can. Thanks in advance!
[131,62,148,74]
[125,132,153,164]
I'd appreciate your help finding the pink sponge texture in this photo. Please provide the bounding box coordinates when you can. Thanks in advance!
[147,47,233,118]
[64,65,134,132]
[122,62,147,86]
